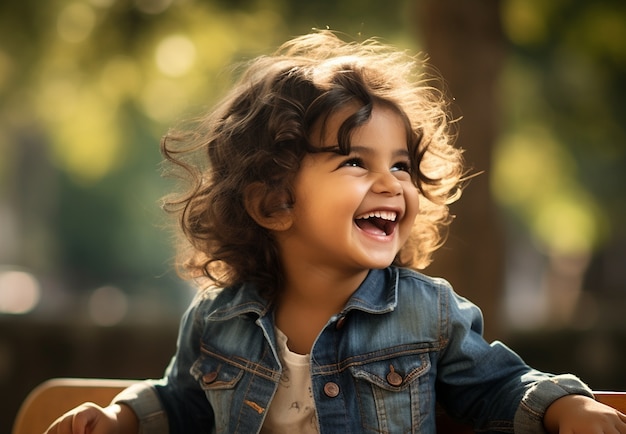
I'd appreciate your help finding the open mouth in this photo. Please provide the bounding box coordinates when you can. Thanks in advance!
[354,210,398,236]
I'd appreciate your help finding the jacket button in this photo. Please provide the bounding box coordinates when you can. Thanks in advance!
[202,372,218,384]
[335,316,346,330]
[323,382,340,397]
[386,366,403,386]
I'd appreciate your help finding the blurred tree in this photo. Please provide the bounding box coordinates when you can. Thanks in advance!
[414,0,506,340]
[0,0,410,304]
[497,0,626,257]
[410,0,626,335]
[0,0,293,299]
[0,0,624,324]
[495,0,626,330]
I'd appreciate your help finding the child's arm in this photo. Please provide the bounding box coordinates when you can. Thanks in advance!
[44,402,138,434]
[543,394,626,433]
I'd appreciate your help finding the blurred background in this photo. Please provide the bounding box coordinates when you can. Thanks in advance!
[1,0,625,431]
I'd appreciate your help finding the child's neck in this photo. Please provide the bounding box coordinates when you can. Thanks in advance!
[275,265,369,355]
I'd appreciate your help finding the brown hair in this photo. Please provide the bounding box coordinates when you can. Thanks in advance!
[161,30,464,297]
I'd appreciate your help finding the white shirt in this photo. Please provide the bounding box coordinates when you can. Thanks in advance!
[260,328,319,433]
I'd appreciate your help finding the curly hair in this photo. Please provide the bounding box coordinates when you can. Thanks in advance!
[160,30,464,297]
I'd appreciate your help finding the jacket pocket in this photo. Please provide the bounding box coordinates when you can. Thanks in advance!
[190,353,245,433]
[191,353,245,391]
[349,352,434,434]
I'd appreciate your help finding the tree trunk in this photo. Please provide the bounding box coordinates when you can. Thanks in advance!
[413,0,506,340]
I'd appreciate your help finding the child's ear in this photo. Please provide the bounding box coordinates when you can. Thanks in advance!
[243,182,293,232]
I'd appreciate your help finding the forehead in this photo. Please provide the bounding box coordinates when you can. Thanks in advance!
[310,102,410,147]
[311,103,409,148]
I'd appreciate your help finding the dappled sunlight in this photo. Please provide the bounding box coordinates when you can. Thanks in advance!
[35,73,79,122]
[39,84,122,184]
[493,125,609,331]
[501,0,550,46]
[493,126,606,257]
[0,3,300,319]
[25,2,291,179]
[495,2,626,335]
[534,192,606,255]
[492,126,572,210]
[0,0,621,322]
[57,2,96,44]
[176,6,286,71]
[140,77,191,122]
[135,0,175,15]
[10,0,282,185]
[155,34,197,77]
[99,55,142,101]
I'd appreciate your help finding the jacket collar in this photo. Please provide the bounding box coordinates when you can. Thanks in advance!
[205,267,399,321]
[341,267,398,315]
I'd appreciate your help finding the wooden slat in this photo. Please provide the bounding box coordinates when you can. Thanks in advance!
[11,378,626,434]
[595,391,626,413]
[12,378,135,434]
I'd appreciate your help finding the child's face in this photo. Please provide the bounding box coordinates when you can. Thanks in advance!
[277,104,420,275]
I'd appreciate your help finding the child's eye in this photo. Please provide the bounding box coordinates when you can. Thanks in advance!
[391,161,411,173]
[341,157,365,168]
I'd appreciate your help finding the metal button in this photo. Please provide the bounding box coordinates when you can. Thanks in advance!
[335,315,346,330]
[386,365,403,386]
[323,381,340,397]
[202,372,218,384]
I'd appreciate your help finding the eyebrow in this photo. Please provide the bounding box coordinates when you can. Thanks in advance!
[340,145,411,159]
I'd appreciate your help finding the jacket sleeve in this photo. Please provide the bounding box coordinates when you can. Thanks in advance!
[113,291,216,434]
[514,373,594,433]
[113,381,168,434]
[434,281,593,433]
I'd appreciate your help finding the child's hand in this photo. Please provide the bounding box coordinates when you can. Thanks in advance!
[544,394,626,433]
[44,402,138,434]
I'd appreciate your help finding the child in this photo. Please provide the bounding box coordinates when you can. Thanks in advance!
[45,30,626,434]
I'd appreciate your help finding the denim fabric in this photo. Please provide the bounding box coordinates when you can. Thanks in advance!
[114,267,593,433]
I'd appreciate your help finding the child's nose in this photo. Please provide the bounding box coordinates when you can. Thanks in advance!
[371,171,402,196]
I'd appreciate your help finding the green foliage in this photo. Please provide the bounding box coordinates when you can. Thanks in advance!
[1,0,623,294]
[0,0,409,294]
[495,0,626,255]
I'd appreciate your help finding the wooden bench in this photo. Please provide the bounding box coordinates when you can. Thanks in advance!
[12,378,626,434]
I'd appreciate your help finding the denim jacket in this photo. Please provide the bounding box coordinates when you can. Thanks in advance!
[115,267,593,433]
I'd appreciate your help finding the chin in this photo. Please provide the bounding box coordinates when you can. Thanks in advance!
[364,258,397,270]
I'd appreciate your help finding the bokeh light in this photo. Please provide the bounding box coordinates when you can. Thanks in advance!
[135,0,174,15]
[156,35,197,77]
[57,3,96,44]
[88,285,129,326]
[0,270,41,314]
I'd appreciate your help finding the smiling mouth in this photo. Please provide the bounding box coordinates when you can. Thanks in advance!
[354,210,398,236]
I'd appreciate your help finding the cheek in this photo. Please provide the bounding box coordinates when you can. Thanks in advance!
[401,197,420,234]
[405,187,420,215]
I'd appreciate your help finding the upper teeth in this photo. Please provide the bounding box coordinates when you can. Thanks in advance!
[356,210,397,221]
